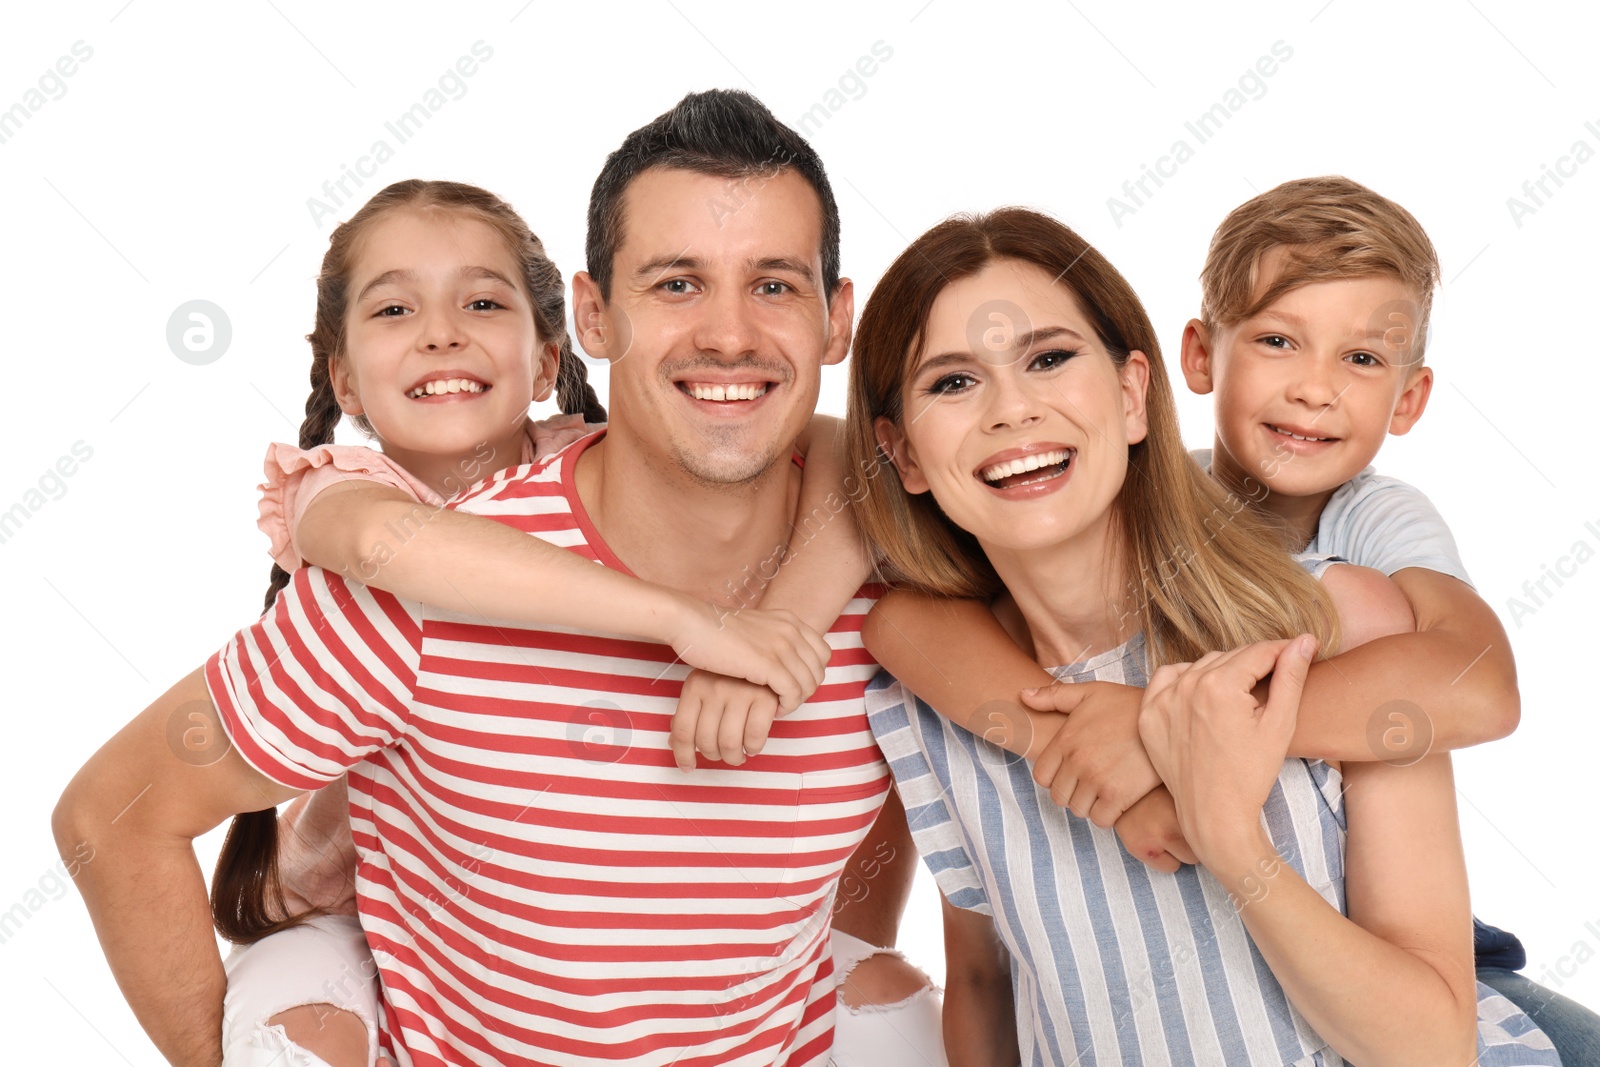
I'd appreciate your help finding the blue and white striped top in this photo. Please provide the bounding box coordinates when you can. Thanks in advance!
[866,632,1561,1066]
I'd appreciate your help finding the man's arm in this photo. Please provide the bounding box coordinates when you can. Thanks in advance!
[52,666,303,1067]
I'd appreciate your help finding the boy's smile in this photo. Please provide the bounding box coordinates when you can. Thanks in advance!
[1182,257,1432,542]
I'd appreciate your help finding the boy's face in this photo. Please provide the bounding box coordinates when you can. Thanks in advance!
[1182,252,1433,502]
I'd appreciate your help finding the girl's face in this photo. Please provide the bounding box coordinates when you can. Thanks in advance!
[875,258,1150,557]
[333,207,556,466]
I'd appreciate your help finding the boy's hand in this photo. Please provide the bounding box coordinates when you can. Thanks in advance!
[670,601,833,716]
[1018,681,1160,827]
[670,670,784,772]
[1113,786,1197,873]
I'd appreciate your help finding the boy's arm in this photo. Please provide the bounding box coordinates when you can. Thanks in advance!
[1289,566,1517,760]
[864,591,1155,826]
[297,481,831,712]
[941,894,1018,1067]
[51,667,303,1067]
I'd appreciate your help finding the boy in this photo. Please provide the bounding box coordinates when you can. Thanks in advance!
[863,176,1595,1056]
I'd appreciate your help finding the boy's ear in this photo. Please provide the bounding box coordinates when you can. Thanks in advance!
[1388,364,1434,436]
[329,355,363,415]
[532,341,560,404]
[1179,319,1216,395]
[1121,350,1152,445]
[874,416,929,494]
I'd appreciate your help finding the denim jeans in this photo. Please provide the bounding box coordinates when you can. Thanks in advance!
[1480,966,1600,1067]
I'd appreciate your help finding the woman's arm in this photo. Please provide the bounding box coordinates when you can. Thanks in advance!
[296,480,832,713]
[941,894,1018,1067]
[51,668,303,1067]
[1139,568,1479,1064]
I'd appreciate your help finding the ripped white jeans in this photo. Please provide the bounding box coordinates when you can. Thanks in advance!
[830,929,948,1066]
[221,919,945,1066]
[221,915,381,1067]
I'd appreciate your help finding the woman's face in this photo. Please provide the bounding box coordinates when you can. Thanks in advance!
[875,258,1150,557]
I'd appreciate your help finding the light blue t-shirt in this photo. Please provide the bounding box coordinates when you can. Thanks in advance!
[1191,449,1472,586]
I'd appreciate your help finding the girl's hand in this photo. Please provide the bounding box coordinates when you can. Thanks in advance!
[1137,635,1316,864]
[528,412,597,458]
[1018,681,1158,827]
[669,601,833,716]
[670,670,782,771]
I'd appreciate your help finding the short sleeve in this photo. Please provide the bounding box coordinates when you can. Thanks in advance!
[205,566,422,791]
[864,671,992,915]
[258,443,439,572]
[1308,470,1472,585]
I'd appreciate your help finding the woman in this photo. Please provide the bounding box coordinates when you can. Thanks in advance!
[843,207,1558,1065]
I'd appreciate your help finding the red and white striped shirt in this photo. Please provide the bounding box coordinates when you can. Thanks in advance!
[207,432,889,1066]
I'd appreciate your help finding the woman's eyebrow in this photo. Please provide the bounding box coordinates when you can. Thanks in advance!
[918,325,1089,371]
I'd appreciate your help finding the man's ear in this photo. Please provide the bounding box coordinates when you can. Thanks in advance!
[1179,319,1216,396]
[822,278,855,367]
[532,341,560,404]
[1389,364,1433,436]
[329,355,363,415]
[571,272,626,363]
[873,416,929,494]
[1121,350,1152,446]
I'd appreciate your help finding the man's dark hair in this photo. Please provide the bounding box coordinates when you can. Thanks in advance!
[585,89,841,300]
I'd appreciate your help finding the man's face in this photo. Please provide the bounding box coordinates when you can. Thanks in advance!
[575,166,852,487]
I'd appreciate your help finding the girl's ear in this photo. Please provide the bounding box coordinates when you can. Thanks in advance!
[1121,350,1152,446]
[874,416,930,494]
[531,341,559,403]
[329,355,364,415]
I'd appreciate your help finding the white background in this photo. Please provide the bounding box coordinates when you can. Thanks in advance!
[3,2,1598,1062]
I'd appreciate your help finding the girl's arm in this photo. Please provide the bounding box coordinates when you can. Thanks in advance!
[941,894,1017,1067]
[669,415,877,768]
[295,479,832,714]
[52,668,304,1067]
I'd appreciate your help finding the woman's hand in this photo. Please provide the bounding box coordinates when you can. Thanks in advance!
[1137,635,1316,865]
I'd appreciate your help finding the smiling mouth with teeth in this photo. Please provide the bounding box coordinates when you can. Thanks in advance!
[682,382,769,402]
[407,378,487,399]
[979,449,1074,489]
[1269,424,1335,443]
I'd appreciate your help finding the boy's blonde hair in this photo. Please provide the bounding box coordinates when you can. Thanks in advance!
[1199,176,1440,362]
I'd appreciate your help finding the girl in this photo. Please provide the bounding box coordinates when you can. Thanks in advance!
[215,179,879,1067]
[844,208,1559,1065]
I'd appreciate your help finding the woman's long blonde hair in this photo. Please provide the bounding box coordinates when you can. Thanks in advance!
[845,208,1337,666]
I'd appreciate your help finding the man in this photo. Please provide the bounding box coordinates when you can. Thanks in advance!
[54,90,939,1066]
